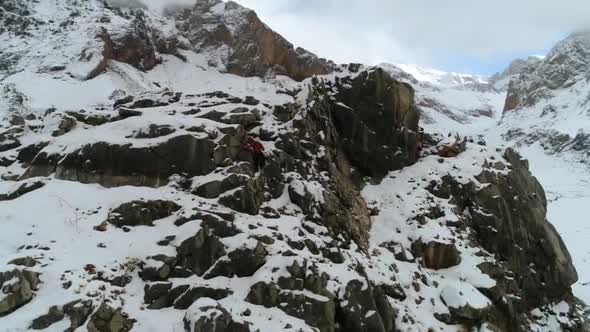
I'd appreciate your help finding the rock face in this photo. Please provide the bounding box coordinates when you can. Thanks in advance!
[474,150,577,307]
[176,0,333,81]
[22,134,218,187]
[88,9,186,80]
[503,32,590,112]
[428,148,581,330]
[330,68,419,177]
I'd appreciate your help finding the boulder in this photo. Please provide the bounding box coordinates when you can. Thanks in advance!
[143,283,188,309]
[0,269,40,316]
[204,241,268,279]
[31,299,93,331]
[106,200,180,227]
[337,280,394,332]
[63,300,94,331]
[8,256,37,267]
[31,305,64,329]
[440,283,492,323]
[176,227,226,276]
[174,286,232,309]
[193,174,249,199]
[183,299,250,332]
[218,176,265,215]
[139,255,177,281]
[415,241,462,270]
[87,302,134,332]
[52,116,77,137]
[17,142,49,165]
[134,124,176,138]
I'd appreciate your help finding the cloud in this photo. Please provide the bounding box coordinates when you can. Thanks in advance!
[233,0,590,72]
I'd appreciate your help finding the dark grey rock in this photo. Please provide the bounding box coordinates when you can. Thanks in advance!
[106,200,180,227]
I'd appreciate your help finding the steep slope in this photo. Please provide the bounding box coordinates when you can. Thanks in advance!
[380,63,506,135]
[488,31,590,307]
[0,1,587,332]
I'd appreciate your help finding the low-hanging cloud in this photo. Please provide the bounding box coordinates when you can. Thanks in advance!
[233,0,590,71]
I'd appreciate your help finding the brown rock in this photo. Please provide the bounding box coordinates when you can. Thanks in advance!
[176,0,333,81]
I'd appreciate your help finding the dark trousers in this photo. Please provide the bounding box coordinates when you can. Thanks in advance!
[253,153,265,170]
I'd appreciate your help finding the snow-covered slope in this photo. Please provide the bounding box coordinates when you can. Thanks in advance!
[0,1,588,332]
[499,32,590,166]
[393,31,590,310]
[380,63,506,135]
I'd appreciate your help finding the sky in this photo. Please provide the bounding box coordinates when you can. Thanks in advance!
[143,0,590,75]
[231,0,590,75]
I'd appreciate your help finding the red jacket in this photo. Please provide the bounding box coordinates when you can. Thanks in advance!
[245,140,265,154]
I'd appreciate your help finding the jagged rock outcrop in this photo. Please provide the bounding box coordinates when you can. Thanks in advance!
[499,31,590,167]
[503,31,590,112]
[88,8,187,80]
[330,68,419,177]
[489,56,542,90]
[176,0,333,81]
[427,148,582,330]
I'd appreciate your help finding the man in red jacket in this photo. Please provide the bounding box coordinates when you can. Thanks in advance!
[244,136,266,169]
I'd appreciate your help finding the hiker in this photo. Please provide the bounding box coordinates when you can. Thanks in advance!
[244,136,266,169]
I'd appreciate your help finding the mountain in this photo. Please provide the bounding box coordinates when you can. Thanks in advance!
[390,31,590,317]
[499,31,590,165]
[0,1,588,332]
[380,63,506,135]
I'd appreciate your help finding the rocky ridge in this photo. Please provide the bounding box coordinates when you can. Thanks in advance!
[499,31,590,165]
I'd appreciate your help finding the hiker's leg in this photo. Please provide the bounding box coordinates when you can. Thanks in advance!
[253,154,262,170]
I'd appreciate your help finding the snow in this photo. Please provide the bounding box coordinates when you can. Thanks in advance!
[440,281,491,310]
[394,64,488,87]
